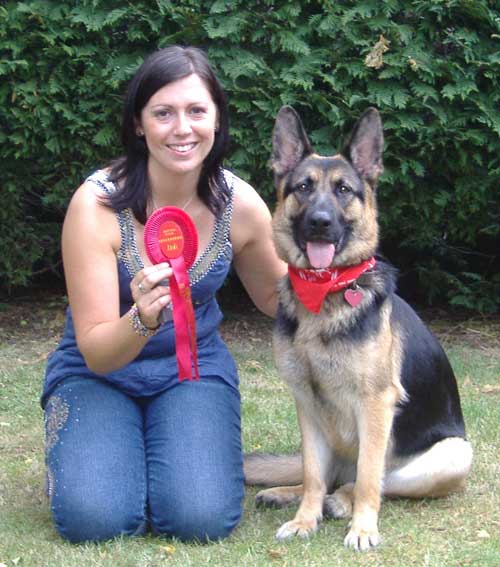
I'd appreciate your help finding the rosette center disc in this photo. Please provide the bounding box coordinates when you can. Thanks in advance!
[144,207,198,267]
[158,221,185,259]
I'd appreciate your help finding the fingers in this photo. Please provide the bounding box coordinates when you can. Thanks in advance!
[131,263,173,329]
[137,288,172,329]
[133,263,173,298]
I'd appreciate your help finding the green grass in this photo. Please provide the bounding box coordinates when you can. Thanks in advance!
[0,318,499,567]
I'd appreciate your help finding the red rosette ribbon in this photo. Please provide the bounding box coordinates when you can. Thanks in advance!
[144,207,199,381]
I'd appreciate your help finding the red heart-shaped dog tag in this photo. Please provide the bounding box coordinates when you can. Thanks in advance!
[344,288,363,308]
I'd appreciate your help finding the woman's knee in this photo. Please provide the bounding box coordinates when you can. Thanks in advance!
[44,379,147,543]
[146,379,245,541]
[151,494,243,542]
[51,490,146,543]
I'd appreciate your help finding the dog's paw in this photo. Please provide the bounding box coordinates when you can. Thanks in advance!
[255,488,301,509]
[343,513,380,551]
[276,518,319,540]
[323,493,353,520]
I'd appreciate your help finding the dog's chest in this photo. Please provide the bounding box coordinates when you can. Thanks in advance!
[274,295,395,457]
[304,374,360,458]
[294,313,371,382]
[278,325,367,457]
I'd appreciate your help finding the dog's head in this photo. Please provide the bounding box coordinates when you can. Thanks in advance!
[271,106,383,268]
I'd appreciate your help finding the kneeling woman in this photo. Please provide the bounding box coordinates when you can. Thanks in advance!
[42,45,285,543]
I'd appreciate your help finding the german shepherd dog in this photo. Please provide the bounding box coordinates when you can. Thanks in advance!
[244,107,473,551]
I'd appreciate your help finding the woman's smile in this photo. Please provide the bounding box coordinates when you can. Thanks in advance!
[166,142,198,154]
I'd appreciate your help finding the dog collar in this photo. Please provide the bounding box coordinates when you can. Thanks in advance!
[288,257,376,313]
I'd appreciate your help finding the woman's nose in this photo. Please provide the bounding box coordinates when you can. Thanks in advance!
[173,112,192,135]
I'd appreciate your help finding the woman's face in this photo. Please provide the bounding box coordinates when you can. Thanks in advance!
[137,73,219,180]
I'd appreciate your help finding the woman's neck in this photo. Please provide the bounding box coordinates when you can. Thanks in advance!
[147,162,201,209]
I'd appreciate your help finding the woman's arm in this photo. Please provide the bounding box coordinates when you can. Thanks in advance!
[62,181,172,374]
[230,180,287,318]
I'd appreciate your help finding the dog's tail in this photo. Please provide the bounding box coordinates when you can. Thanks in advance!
[244,453,303,487]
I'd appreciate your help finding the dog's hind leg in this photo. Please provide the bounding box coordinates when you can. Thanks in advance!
[324,482,355,519]
[256,484,303,509]
[383,437,473,498]
[323,457,357,519]
[323,437,472,519]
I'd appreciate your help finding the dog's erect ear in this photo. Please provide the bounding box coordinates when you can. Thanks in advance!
[345,107,384,184]
[271,106,313,178]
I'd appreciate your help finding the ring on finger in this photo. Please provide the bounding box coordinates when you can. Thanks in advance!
[138,282,146,294]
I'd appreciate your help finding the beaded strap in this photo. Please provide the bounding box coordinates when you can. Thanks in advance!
[85,169,235,285]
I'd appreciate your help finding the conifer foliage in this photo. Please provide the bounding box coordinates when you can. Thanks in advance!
[1,1,498,310]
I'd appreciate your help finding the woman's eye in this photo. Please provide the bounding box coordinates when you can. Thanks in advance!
[154,109,171,119]
[190,106,206,116]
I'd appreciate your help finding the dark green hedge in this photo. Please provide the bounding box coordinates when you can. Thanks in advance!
[1,0,499,311]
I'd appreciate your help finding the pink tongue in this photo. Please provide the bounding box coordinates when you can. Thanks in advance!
[306,242,335,268]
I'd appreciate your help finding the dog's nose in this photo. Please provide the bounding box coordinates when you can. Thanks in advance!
[308,211,332,231]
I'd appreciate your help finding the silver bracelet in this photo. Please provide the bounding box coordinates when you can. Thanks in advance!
[128,303,160,337]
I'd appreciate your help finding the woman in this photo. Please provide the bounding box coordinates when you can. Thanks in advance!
[42,46,286,544]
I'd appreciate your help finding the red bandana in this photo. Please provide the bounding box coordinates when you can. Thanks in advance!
[288,257,376,313]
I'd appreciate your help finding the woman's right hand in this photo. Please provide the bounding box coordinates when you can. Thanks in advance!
[131,263,173,329]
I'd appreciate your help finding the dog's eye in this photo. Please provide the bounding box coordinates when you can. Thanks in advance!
[296,182,309,193]
[338,184,352,194]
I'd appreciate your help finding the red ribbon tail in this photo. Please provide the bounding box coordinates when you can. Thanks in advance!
[186,298,200,380]
[169,276,193,380]
[169,257,199,381]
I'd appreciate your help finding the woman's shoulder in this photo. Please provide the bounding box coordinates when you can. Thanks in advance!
[64,169,121,251]
[223,169,270,219]
[66,169,117,220]
[222,168,255,197]
[226,169,273,256]
[84,168,118,196]
[222,169,262,209]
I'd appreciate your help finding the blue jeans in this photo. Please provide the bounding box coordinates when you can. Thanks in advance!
[44,376,244,543]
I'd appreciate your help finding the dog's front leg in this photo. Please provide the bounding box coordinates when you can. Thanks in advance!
[276,401,329,539]
[345,392,395,551]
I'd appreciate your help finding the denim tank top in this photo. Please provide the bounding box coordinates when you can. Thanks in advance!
[42,169,239,407]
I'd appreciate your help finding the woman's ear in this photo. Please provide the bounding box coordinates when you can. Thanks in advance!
[134,118,144,137]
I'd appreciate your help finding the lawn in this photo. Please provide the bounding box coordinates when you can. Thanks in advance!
[0,297,498,567]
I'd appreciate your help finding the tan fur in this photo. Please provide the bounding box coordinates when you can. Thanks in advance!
[244,453,302,487]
